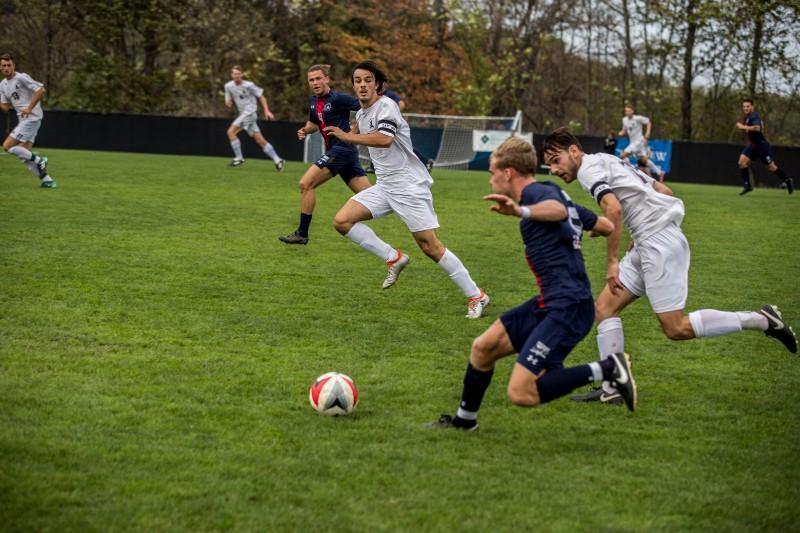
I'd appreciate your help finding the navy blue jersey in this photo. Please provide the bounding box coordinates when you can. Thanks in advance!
[519,181,597,308]
[308,90,360,151]
[383,90,402,104]
[744,111,766,144]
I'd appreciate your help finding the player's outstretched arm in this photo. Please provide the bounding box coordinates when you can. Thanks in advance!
[259,95,274,120]
[323,126,393,148]
[483,194,567,221]
[297,121,319,140]
[589,215,614,237]
[598,193,624,294]
[653,181,673,196]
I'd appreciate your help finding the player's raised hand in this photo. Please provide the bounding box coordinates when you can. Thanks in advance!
[484,194,522,217]
[323,126,344,139]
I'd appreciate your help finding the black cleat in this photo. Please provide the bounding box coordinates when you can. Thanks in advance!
[785,178,794,194]
[278,230,309,245]
[229,158,245,167]
[570,386,624,405]
[35,155,48,178]
[425,414,478,431]
[276,159,285,172]
[739,187,753,196]
[759,304,797,354]
[609,352,637,412]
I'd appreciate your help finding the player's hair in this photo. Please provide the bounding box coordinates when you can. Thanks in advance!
[491,136,538,175]
[308,64,331,76]
[0,53,13,62]
[352,60,387,93]
[742,97,754,105]
[542,127,583,157]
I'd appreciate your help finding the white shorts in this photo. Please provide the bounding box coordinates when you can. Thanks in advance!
[619,223,690,313]
[232,113,260,136]
[352,182,439,233]
[10,117,42,143]
[624,140,649,158]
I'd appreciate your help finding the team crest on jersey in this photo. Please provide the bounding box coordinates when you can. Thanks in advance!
[369,118,374,129]
[324,103,331,111]
[11,91,19,100]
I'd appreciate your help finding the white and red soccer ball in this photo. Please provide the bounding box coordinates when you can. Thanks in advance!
[309,372,359,416]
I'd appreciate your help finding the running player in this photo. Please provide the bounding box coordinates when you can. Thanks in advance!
[429,136,634,431]
[326,61,489,318]
[619,105,665,181]
[736,98,793,195]
[223,65,284,170]
[541,127,797,406]
[0,54,56,188]
[279,64,371,245]
[364,88,433,173]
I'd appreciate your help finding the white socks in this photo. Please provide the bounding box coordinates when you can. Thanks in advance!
[262,142,281,163]
[688,309,767,338]
[345,223,394,261]
[437,249,480,298]
[8,146,45,179]
[597,317,624,394]
[647,159,662,176]
[230,138,243,160]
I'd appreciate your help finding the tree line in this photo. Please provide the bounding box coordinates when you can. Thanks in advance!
[1,0,798,145]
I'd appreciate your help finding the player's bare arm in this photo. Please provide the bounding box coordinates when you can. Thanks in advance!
[589,216,614,237]
[324,126,393,148]
[653,181,673,196]
[20,86,45,118]
[644,121,652,141]
[258,95,275,120]
[483,194,567,221]
[598,193,625,294]
[297,121,319,140]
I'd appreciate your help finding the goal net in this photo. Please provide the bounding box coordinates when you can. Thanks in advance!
[303,110,523,170]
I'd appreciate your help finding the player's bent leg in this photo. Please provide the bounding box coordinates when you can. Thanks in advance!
[657,310,696,340]
[595,283,638,323]
[347,175,372,194]
[3,135,19,151]
[333,199,373,235]
[766,162,794,194]
[738,155,753,194]
[470,319,516,371]
[253,131,284,170]
[685,305,796,353]
[279,166,334,244]
[411,229,446,261]
[507,364,542,407]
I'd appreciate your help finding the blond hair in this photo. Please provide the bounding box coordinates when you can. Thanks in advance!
[492,136,538,175]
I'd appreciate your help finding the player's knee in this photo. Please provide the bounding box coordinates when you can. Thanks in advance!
[660,320,693,341]
[332,213,352,235]
[507,384,539,407]
[470,337,494,368]
[298,179,314,194]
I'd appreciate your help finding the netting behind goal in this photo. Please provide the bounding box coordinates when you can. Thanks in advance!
[303,110,522,170]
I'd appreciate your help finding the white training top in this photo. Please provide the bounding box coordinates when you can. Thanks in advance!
[622,114,649,145]
[0,72,44,120]
[577,153,684,242]
[224,80,263,116]
[356,96,432,192]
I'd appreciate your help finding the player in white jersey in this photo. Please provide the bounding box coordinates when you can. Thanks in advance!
[618,105,665,181]
[0,54,56,188]
[223,65,284,170]
[324,61,490,318]
[542,127,796,405]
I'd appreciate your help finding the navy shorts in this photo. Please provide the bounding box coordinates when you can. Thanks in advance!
[315,145,366,183]
[741,141,774,166]
[500,297,595,375]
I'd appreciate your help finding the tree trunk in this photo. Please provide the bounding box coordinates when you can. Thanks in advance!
[748,5,764,97]
[681,0,697,140]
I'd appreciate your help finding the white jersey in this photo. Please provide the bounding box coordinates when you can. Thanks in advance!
[577,153,684,242]
[622,114,649,145]
[356,96,431,193]
[0,72,44,120]
[224,80,263,116]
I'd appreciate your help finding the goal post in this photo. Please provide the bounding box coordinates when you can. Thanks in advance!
[303,110,525,170]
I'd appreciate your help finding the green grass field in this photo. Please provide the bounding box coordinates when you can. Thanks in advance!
[1,149,799,532]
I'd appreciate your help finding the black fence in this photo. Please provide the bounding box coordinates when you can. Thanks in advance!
[4,109,798,187]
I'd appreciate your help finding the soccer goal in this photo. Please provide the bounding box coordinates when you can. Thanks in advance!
[303,110,523,170]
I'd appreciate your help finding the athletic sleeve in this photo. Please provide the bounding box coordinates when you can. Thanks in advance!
[18,73,43,91]
[375,99,400,138]
[577,156,614,205]
[637,115,650,126]
[249,82,264,98]
[574,204,598,231]
[520,182,562,207]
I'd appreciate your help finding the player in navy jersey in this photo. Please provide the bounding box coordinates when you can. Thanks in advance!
[279,64,371,245]
[736,98,793,195]
[429,137,635,430]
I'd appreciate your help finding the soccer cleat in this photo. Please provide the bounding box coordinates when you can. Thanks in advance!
[382,250,409,289]
[785,178,794,194]
[229,158,245,167]
[609,352,637,412]
[759,304,797,354]
[278,230,309,245]
[39,179,57,189]
[425,414,478,431]
[739,187,753,196]
[570,386,624,405]
[466,290,490,319]
[276,159,285,172]
[36,155,48,178]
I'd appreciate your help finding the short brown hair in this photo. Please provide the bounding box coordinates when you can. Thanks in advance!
[308,64,331,76]
[542,127,583,158]
[743,97,754,105]
[0,54,13,62]
[492,136,538,175]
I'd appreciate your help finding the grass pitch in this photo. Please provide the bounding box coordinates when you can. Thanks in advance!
[1,149,799,531]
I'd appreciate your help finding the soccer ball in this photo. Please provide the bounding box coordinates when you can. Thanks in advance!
[309,372,359,416]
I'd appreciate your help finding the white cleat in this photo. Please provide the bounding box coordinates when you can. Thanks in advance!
[466,289,490,319]
[382,250,409,289]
